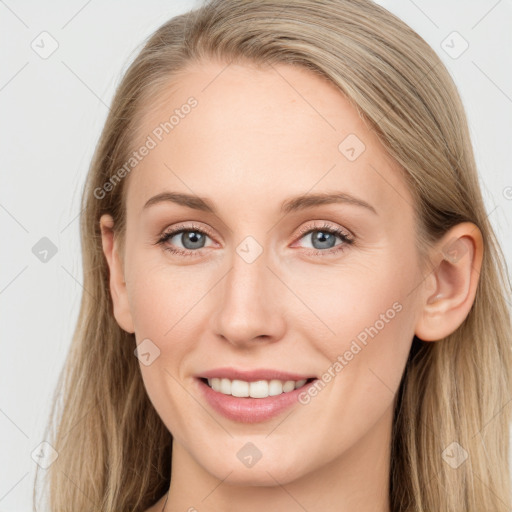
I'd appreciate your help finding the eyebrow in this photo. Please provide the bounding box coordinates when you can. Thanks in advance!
[143,191,377,215]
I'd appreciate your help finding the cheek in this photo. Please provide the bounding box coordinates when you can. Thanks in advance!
[125,251,204,337]
[293,247,418,346]
[297,249,419,399]
[127,263,207,439]
[282,261,419,468]
[304,252,418,411]
[126,256,217,400]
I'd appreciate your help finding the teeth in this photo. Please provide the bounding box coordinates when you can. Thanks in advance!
[231,379,249,397]
[249,380,268,398]
[219,378,231,394]
[283,380,295,392]
[206,377,309,398]
[269,379,283,396]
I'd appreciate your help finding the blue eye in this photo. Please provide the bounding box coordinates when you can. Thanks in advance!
[167,230,209,250]
[156,222,354,257]
[294,222,354,256]
[157,224,213,256]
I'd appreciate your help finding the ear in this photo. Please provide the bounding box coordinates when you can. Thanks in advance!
[100,214,135,334]
[415,222,484,342]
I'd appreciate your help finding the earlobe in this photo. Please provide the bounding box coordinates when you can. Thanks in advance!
[99,214,135,334]
[415,222,483,342]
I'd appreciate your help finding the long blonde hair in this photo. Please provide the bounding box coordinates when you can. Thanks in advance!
[35,1,512,510]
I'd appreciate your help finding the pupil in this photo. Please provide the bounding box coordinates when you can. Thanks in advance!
[182,231,205,249]
[313,231,336,250]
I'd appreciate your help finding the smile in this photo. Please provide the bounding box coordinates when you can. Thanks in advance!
[195,369,319,423]
[204,377,311,398]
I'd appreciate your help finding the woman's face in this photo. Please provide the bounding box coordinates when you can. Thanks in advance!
[105,60,428,485]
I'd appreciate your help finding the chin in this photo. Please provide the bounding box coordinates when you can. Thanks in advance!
[198,450,308,486]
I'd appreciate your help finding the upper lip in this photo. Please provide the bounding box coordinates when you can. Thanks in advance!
[197,367,316,382]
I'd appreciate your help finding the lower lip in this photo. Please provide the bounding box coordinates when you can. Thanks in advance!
[196,378,317,423]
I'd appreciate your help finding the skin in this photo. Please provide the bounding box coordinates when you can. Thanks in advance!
[100,60,483,512]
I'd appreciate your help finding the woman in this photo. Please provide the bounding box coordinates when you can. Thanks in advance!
[35,0,512,511]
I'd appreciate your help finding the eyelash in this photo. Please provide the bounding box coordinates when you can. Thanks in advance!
[155,221,354,258]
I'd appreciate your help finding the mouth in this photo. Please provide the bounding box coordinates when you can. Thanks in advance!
[195,371,319,423]
[199,377,316,398]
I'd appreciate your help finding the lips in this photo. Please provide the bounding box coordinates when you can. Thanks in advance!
[197,367,315,382]
[195,367,318,423]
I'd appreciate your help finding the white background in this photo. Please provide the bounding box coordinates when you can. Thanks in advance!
[1,1,511,510]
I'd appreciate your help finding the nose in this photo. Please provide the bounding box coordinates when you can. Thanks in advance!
[211,243,286,348]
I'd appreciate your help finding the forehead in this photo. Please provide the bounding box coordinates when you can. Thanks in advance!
[125,60,413,221]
